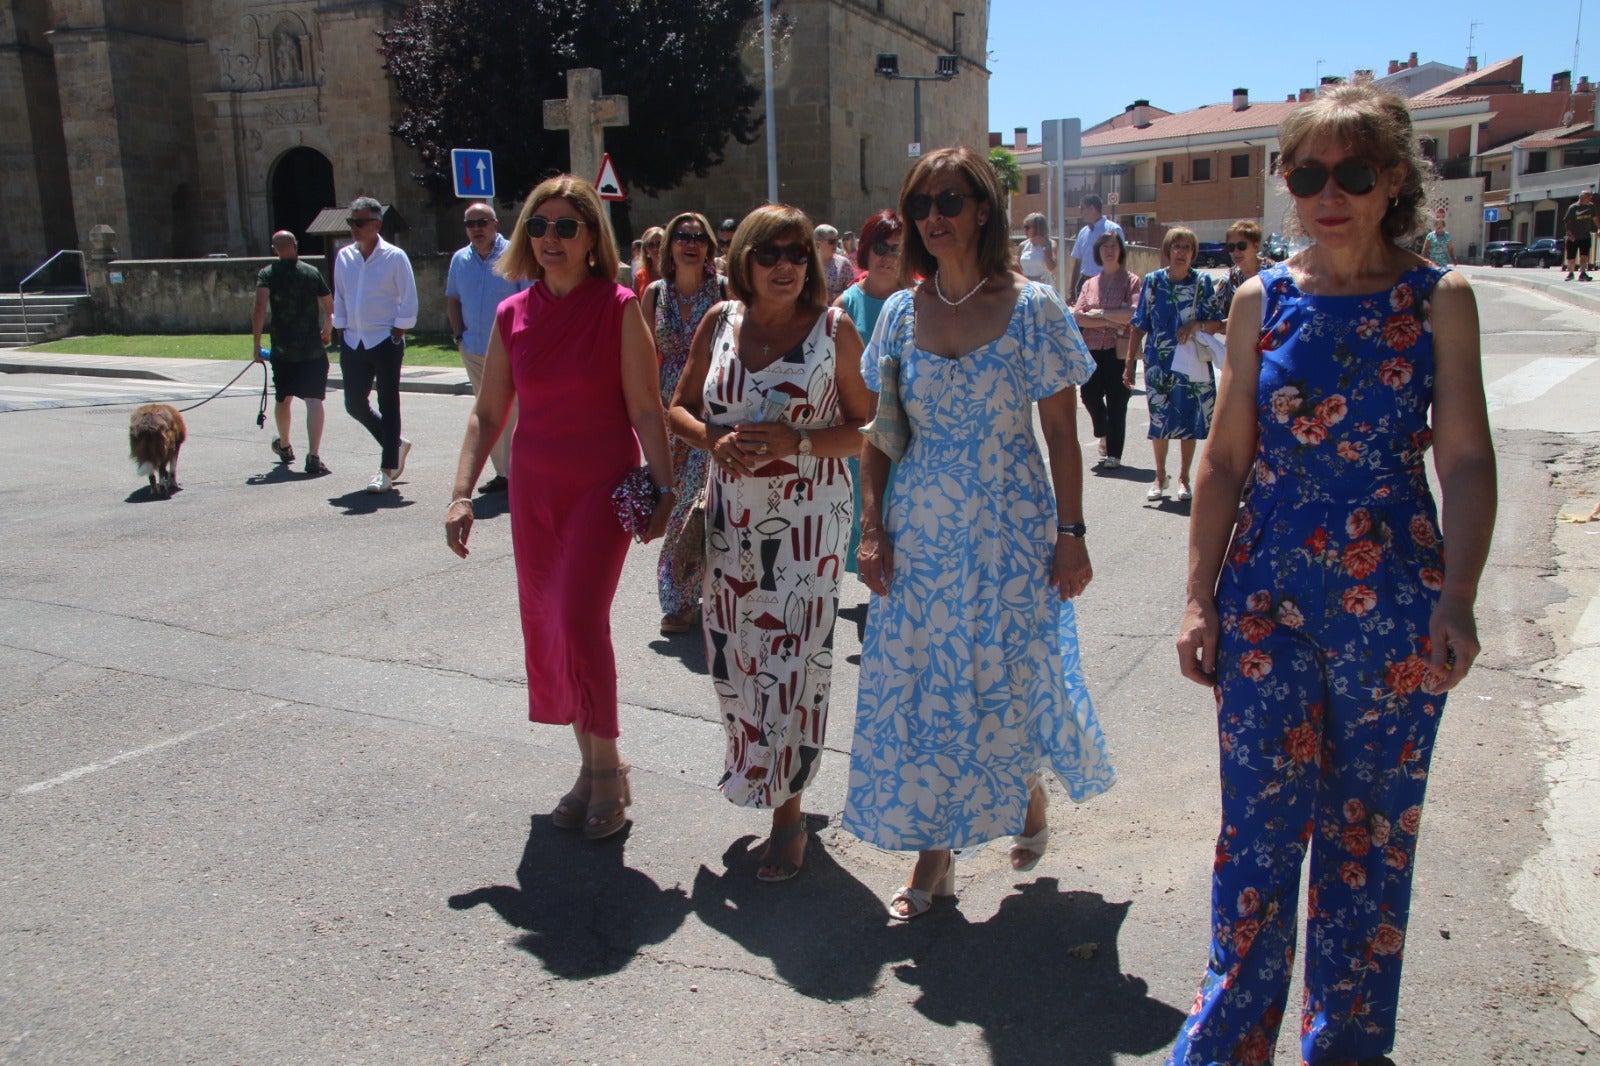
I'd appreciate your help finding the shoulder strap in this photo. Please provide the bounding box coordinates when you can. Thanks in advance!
[824,306,840,338]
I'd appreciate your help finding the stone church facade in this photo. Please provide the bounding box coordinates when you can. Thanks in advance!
[1,0,988,288]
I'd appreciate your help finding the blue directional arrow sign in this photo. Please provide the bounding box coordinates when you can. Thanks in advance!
[451,148,495,199]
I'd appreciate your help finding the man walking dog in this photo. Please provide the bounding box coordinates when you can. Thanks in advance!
[253,230,334,475]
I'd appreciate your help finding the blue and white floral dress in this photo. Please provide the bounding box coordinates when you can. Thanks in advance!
[842,283,1117,851]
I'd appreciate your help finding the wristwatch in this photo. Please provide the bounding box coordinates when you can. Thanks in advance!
[796,428,812,456]
[1056,522,1087,538]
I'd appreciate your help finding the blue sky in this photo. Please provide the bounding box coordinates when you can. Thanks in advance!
[986,1,1589,138]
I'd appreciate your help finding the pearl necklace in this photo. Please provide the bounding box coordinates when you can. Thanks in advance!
[933,270,987,307]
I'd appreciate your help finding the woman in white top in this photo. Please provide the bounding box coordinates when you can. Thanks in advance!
[1017,212,1058,285]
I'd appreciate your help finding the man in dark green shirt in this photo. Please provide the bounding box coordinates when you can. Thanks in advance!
[1564,189,1595,282]
[252,231,334,473]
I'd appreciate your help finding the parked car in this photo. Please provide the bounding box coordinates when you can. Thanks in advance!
[1266,233,1291,261]
[1482,240,1525,267]
[1195,241,1229,268]
[1513,238,1565,268]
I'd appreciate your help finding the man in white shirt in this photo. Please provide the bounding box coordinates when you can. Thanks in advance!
[332,196,419,494]
[1068,195,1125,299]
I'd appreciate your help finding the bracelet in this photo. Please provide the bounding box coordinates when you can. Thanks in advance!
[656,485,676,496]
[1057,522,1087,537]
[449,497,474,510]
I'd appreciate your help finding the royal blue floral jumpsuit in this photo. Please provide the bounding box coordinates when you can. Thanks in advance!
[1170,263,1453,1066]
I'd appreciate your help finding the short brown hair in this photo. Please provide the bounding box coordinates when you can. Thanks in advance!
[1225,219,1262,244]
[1092,229,1125,267]
[1278,83,1428,242]
[498,175,620,284]
[661,211,718,282]
[1161,226,1198,261]
[897,146,1013,286]
[724,204,828,312]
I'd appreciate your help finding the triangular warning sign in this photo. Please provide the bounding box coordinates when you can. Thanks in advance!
[594,153,626,201]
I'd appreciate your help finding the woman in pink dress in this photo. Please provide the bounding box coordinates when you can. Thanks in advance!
[446,175,675,840]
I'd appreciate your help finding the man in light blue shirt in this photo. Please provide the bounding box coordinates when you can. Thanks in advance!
[446,202,526,493]
[332,196,419,494]
[1068,194,1126,298]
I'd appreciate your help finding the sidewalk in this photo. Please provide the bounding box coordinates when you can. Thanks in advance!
[0,350,472,395]
[1458,262,1600,315]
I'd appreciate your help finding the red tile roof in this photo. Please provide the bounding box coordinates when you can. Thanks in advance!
[1411,55,1524,100]
[1082,95,1489,149]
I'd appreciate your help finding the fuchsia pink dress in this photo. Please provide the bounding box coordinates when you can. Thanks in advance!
[495,276,639,738]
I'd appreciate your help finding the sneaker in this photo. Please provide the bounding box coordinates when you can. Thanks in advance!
[1582,272,1594,282]
[365,470,393,494]
[271,437,296,464]
[478,474,509,494]
[1146,478,1167,501]
[1102,456,1120,469]
[1175,482,1193,503]
[1568,271,1577,281]
[304,454,330,476]
[393,438,413,480]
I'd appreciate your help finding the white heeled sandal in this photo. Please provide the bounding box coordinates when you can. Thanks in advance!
[889,853,956,920]
[1146,476,1168,501]
[1009,774,1051,873]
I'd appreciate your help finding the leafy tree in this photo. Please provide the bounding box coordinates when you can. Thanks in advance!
[381,0,767,203]
[988,146,1020,204]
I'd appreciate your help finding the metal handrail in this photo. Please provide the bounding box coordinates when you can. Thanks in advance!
[18,250,87,342]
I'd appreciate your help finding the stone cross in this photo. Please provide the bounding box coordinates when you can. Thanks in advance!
[542,68,629,191]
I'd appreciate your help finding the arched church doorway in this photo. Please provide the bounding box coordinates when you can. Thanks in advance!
[270,147,335,255]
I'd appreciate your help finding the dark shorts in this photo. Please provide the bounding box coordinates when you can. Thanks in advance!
[1570,235,1592,258]
[272,353,330,402]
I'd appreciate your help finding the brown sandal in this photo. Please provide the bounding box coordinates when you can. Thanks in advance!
[550,765,591,830]
[583,764,633,840]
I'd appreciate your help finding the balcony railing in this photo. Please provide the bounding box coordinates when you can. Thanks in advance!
[1511,162,1598,203]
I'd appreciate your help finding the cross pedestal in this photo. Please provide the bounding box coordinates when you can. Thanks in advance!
[542,68,629,196]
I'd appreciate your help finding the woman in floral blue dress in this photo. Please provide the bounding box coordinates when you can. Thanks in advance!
[1126,227,1224,503]
[1171,85,1497,1066]
[845,147,1115,921]
[643,211,724,635]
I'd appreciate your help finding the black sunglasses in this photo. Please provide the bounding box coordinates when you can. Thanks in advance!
[871,240,902,258]
[1225,240,1253,252]
[463,218,495,228]
[751,242,811,268]
[906,190,976,221]
[1284,160,1380,198]
[672,231,710,245]
[346,217,379,228]
[526,216,586,239]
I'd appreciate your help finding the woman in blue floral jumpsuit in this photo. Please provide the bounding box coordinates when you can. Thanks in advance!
[1172,85,1497,1066]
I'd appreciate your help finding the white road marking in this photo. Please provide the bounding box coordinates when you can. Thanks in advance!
[15,709,260,795]
[1485,357,1596,413]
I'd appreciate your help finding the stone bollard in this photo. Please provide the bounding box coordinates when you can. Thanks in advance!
[86,224,119,333]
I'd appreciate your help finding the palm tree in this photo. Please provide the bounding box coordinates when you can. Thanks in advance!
[988,147,1020,213]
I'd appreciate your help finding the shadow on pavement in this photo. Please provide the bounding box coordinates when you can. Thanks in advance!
[468,491,511,522]
[690,816,895,1001]
[326,488,416,515]
[448,819,690,979]
[893,879,1187,1065]
[648,627,708,674]
[245,464,298,487]
[838,600,869,645]
[123,483,181,504]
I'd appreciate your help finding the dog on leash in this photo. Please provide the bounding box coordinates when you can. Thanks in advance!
[129,404,186,498]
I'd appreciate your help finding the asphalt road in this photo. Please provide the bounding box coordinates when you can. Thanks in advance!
[2,274,1598,1064]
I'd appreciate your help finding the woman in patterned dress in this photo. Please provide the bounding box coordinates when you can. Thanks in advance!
[666,205,872,882]
[1214,219,1269,321]
[643,211,724,635]
[1125,227,1224,503]
[843,146,1115,920]
[1171,85,1496,1065]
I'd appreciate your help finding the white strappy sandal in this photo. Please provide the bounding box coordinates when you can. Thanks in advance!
[1009,774,1051,873]
[888,853,956,920]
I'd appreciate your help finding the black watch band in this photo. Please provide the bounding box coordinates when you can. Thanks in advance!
[1056,522,1087,538]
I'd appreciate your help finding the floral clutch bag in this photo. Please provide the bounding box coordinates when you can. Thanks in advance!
[610,466,656,542]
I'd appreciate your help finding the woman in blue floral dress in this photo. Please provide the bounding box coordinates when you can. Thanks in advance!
[643,212,724,635]
[845,147,1115,921]
[1126,227,1224,503]
[1172,85,1497,1066]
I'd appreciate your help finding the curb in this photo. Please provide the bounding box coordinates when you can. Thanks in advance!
[0,359,473,396]
[1471,269,1600,316]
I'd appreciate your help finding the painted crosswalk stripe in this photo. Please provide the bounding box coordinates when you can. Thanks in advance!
[1485,357,1596,413]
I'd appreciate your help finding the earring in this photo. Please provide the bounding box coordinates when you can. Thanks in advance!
[1391,195,1399,208]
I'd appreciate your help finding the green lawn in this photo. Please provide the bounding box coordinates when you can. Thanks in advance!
[25,333,462,367]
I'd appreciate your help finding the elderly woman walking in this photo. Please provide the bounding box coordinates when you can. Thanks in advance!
[643,211,725,634]
[1125,226,1223,503]
[667,205,872,882]
[1169,84,1496,1065]
[1073,229,1141,469]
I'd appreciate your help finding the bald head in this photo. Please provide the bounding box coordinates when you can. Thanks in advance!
[270,231,298,260]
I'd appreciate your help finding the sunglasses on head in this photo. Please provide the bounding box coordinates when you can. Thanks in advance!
[346,217,379,228]
[871,239,902,258]
[1284,160,1380,198]
[464,218,494,228]
[1225,240,1253,252]
[672,231,710,245]
[906,190,975,221]
[526,216,586,239]
[751,242,811,268]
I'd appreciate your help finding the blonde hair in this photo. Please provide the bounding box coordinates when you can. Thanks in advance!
[498,175,620,284]
[724,204,828,312]
[1225,219,1262,244]
[661,211,718,282]
[1278,83,1428,241]
[1161,226,1198,261]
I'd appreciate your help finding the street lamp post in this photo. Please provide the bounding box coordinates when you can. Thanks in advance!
[875,52,960,155]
